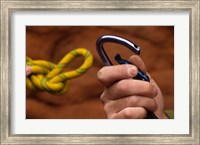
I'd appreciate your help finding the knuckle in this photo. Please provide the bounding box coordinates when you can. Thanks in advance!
[116,80,128,95]
[100,89,111,102]
[108,114,116,119]
[147,84,154,92]
[103,103,109,112]
[151,100,158,111]
[129,96,137,105]
[144,83,155,96]
[152,84,158,97]
[100,91,106,102]
[103,104,114,119]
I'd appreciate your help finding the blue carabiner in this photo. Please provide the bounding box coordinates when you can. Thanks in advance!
[96,35,158,119]
[96,35,150,82]
[96,35,140,66]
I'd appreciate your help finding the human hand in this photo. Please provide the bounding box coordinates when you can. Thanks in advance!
[26,66,32,76]
[97,55,168,119]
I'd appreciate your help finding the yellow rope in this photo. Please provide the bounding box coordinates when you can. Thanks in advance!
[26,48,93,95]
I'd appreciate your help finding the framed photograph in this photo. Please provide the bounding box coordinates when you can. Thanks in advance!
[1,0,199,144]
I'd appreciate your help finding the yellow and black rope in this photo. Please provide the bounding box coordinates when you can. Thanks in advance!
[26,48,93,95]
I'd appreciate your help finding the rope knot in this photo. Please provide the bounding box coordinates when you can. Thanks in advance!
[26,48,93,95]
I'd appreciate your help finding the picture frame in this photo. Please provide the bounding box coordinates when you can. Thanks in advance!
[0,0,199,144]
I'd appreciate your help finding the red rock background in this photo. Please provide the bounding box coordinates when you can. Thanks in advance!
[26,26,174,119]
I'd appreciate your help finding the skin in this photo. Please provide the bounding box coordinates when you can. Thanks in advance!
[97,55,168,119]
[26,66,32,76]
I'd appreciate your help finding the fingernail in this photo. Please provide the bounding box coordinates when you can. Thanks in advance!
[127,66,137,77]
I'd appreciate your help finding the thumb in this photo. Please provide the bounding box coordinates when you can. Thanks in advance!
[128,55,147,74]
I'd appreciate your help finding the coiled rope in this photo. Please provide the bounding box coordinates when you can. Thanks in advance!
[26,48,93,95]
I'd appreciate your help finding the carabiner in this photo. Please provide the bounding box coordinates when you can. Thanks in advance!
[96,35,158,119]
[96,35,150,82]
[96,35,140,66]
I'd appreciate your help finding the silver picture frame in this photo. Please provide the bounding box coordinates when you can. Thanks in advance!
[0,0,199,144]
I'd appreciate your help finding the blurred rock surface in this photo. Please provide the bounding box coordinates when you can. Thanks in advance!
[26,26,174,119]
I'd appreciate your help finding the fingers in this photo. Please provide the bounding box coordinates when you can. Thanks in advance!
[97,64,138,87]
[26,66,32,76]
[128,55,147,74]
[104,96,157,117]
[110,107,147,119]
[98,55,160,119]
[102,79,158,100]
[97,55,148,88]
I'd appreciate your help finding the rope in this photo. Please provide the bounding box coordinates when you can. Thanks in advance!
[26,48,93,95]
